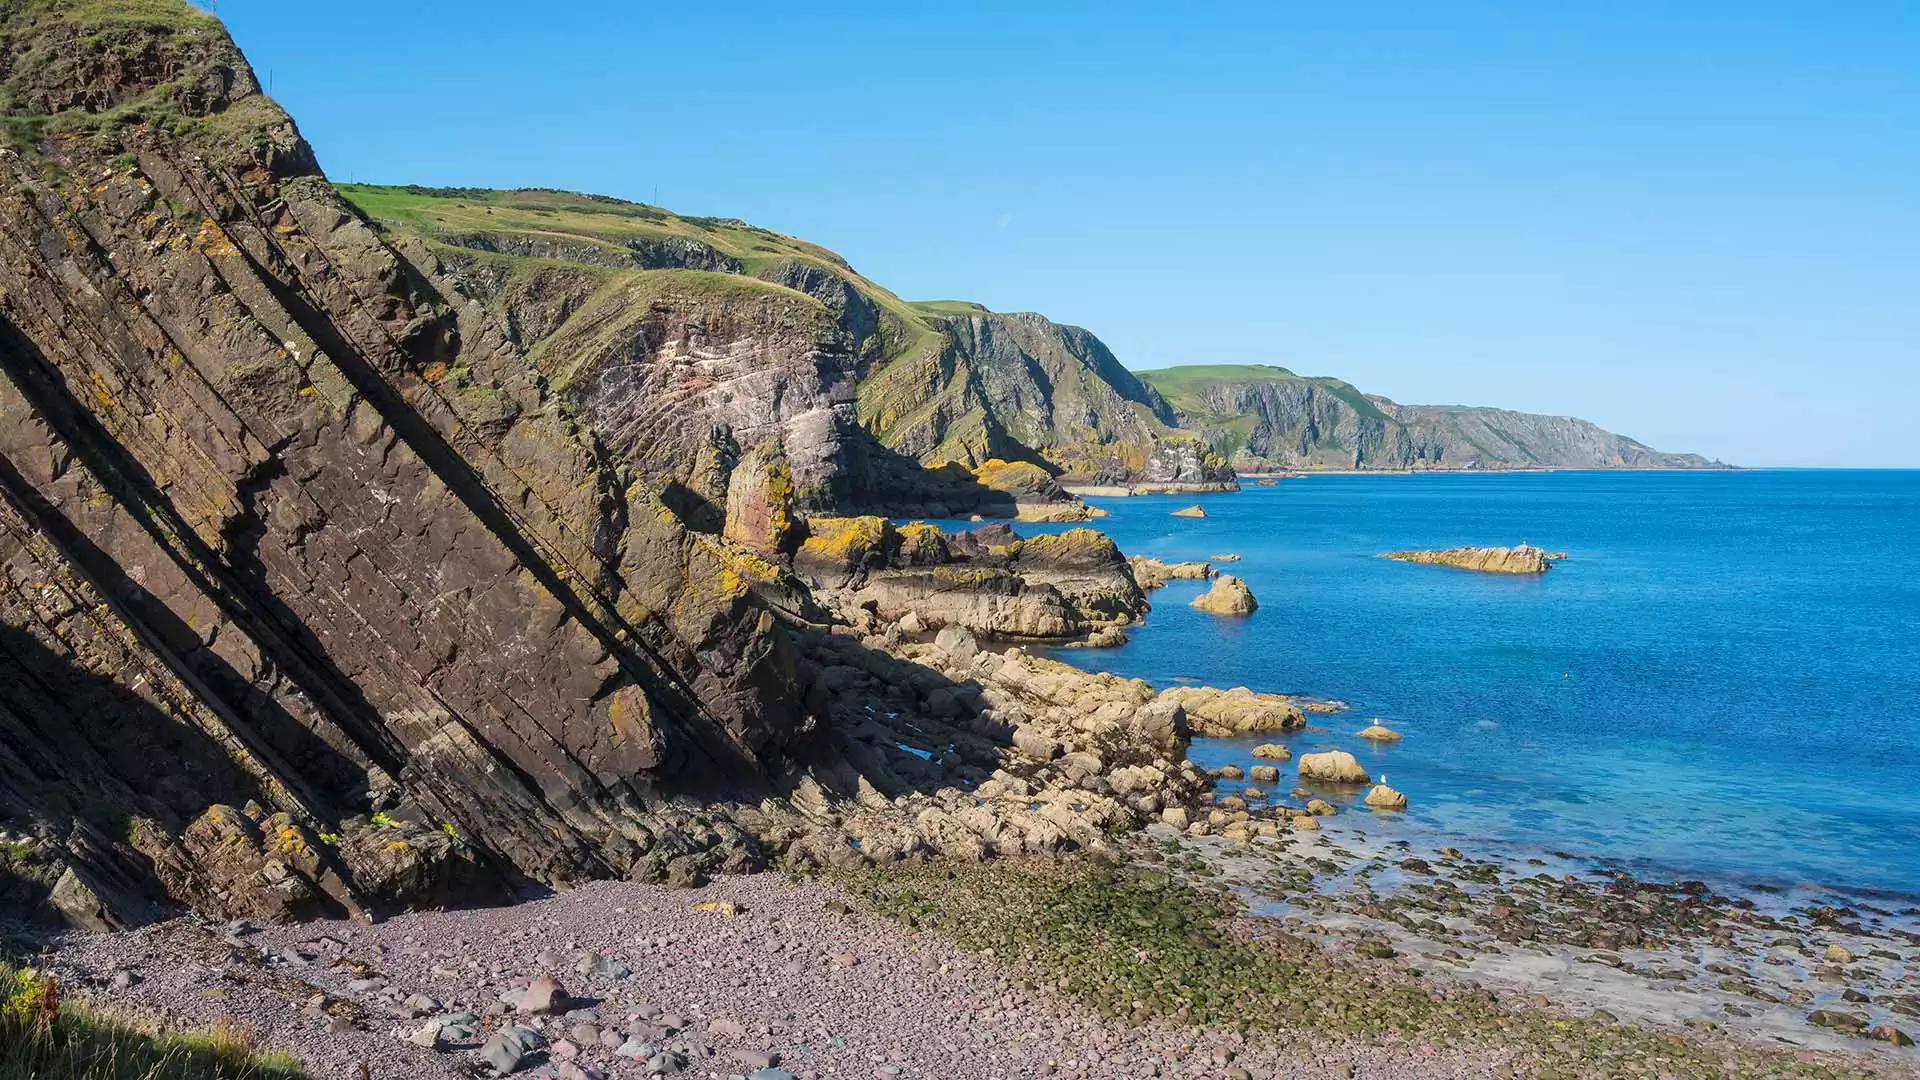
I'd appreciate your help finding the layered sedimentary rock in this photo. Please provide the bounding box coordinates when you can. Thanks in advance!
[794,519,1146,641]
[0,1,1368,933]
[1381,545,1561,574]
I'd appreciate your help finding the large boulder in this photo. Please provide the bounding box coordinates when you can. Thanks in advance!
[1189,575,1257,615]
[723,440,800,557]
[1364,784,1408,810]
[1298,750,1371,785]
[1160,687,1303,737]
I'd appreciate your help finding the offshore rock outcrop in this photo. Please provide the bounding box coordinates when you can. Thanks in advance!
[1189,575,1258,615]
[1381,544,1562,574]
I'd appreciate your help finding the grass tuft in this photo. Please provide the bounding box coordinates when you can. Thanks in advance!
[0,964,311,1080]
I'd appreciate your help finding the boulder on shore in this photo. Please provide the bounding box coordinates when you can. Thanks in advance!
[1364,783,1408,810]
[1160,687,1304,737]
[1189,575,1257,616]
[1297,750,1371,785]
[1356,723,1402,743]
[1170,505,1208,519]
[1379,544,1560,575]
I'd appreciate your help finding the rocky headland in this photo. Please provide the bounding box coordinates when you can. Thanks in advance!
[0,5,1901,1080]
[1381,545,1564,574]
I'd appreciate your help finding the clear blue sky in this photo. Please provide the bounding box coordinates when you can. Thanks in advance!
[215,1,1919,467]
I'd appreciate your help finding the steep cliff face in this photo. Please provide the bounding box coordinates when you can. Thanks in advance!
[0,1,1252,932]
[338,187,1234,499]
[0,0,807,925]
[1138,365,1717,470]
[854,308,1233,489]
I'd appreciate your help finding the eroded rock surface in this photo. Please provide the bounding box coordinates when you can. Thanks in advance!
[1381,545,1562,574]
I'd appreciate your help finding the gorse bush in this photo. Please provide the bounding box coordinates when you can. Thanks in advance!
[0,964,312,1080]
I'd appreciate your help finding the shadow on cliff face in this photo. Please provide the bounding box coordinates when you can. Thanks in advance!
[0,620,279,926]
[0,314,399,811]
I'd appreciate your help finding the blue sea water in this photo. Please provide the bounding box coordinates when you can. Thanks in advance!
[992,470,1920,903]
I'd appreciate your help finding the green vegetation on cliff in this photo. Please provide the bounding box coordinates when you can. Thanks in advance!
[1137,363,1716,471]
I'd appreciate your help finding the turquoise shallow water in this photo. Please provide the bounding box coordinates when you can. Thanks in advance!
[984,470,1920,902]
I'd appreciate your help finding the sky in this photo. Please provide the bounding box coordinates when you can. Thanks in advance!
[214,1,1919,467]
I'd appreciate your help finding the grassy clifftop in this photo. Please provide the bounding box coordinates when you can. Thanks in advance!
[1134,362,1715,470]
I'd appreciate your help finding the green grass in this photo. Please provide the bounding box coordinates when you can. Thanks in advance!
[1,965,312,1080]
[832,858,1887,1080]
[337,183,947,368]
[908,299,991,316]
[1135,363,1394,424]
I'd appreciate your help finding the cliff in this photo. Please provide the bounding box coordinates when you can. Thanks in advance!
[334,186,1231,507]
[1137,364,1719,471]
[0,0,1246,930]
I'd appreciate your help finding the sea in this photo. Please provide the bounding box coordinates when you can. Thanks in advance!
[942,470,1920,907]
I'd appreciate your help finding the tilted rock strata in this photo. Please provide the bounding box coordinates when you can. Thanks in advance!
[1381,545,1560,574]
[794,518,1146,642]
[0,1,1365,930]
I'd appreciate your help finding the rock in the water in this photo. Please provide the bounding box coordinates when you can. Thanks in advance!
[1249,764,1280,785]
[1189,575,1256,615]
[1824,943,1854,963]
[1869,1024,1914,1046]
[1297,750,1371,785]
[1169,504,1208,519]
[1364,783,1408,810]
[1127,556,1213,590]
[1251,743,1291,762]
[1356,723,1401,742]
[1380,544,1559,574]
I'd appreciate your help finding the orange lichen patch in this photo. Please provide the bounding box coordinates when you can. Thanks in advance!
[422,360,449,384]
[798,515,891,563]
[970,457,1053,494]
[193,218,238,257]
